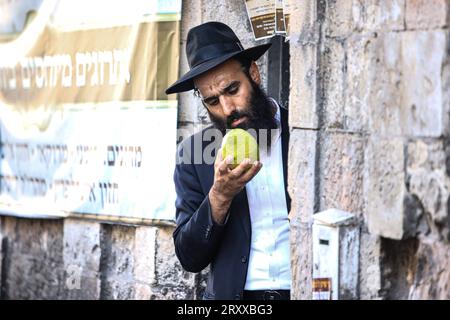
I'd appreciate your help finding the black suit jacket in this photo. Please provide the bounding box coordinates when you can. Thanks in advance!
[173,106,290,300]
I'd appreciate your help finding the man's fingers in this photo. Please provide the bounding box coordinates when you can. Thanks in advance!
[217,155,232,175]
[240,161,263,182]
[229,158,253,178]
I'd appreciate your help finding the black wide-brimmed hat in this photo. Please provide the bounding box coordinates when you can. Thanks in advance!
[165,21,271,94]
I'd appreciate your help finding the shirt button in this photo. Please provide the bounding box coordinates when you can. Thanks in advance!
[234,294,241,300]
[241,256,247,263]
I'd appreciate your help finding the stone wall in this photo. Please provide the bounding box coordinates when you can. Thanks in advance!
[289,0,450,299]
[0,216,200,299]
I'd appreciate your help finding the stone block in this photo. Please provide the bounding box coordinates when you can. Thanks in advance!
[290,221,313,300]
[155,227,196,289]
[358,0,405,32]
[319,132,365,216]
[100,224,136,300]
[289,44,319,129]
[406,0,449,30]
[366,32,403,137]
[180,0,202,44]
[324,0,354,37]
[358,231,382,299]
[0,217,64,299]
[288,129,318,223]
[322,37,370,132]
[321,39,346,130]
[289,0,319,44]
[441,34,450,137]
[289,129,317,300]
[363,31,445,137]
[400,31,445,137]
[366,137,406,240]
[133,226,157,285]
[288,0,319,129]
[408,239,450,299]
[325,0,405,37]
[63,219,101,299]
[407,139,449,229]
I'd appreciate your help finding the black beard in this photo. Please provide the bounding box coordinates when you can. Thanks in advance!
[207,79,278,137]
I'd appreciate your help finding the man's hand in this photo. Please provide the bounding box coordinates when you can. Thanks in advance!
[209,148,262,224]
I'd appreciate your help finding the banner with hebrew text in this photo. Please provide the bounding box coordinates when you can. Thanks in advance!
[0,0,181,223]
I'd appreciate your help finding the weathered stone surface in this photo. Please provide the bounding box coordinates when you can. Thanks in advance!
[366,137,406,240]
[407,139,450,241]
[289,129,317,300]
[408,238,450,299]
[153,227,196,299]
[289,0,318,44]
[63,219,101,299]
[321,39,346,130]
[289,0,319,130]
[99,225,162,300]
[400,31,445,137]
[324,0,353,37]
[407,139,446,172]
[350,30,446,138]
[288,129,318,222]
[0,217,64,299]
[200,0,260,52]
[405,0,449,30]
[177,0,205,124]
[446,138,450,177]
[100,224,136,300]
[325,0,405,37]
[342,35,374,133]
[290,222,313,300]
[180,0,202,44]
[441,33,450,137]
[289,44,319,129]
[359,231,382,299]
[366,32,404,137]
[134,226,157,286]
[201,0,269,86]
[319,131,365,216]
[354,0,405,33]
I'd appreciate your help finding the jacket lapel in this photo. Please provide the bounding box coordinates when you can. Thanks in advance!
[280,106,291,212]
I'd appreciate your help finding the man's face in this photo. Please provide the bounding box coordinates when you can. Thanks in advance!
[193,59,277,133]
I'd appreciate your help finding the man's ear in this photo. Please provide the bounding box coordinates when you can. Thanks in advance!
[249,61,261,85]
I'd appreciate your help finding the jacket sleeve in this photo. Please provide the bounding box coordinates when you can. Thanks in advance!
[172,144,229,273]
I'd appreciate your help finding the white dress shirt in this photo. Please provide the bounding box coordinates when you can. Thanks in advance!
[244,101,291,290]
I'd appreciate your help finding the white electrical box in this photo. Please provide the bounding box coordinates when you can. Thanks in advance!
[312,208,359,300]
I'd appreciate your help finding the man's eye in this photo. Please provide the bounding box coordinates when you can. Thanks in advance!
[228,86,239,95]
[206,98,219,106]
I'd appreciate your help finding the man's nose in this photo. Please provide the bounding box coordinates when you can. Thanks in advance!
[220,95,236,116]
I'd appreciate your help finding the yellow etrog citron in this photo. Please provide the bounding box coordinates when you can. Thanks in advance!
[221,129,259,169]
